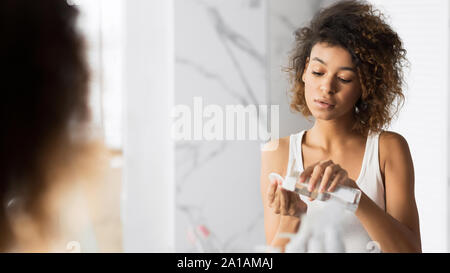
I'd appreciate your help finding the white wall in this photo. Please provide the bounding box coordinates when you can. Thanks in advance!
[122,0,175,252]
[174,0,267,252]
[370,0,449,252]
[268,0,316,137]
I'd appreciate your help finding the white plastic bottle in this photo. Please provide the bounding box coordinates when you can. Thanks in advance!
[269,172,362,213]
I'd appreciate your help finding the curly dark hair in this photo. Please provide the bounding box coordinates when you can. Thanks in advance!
[288,0,407,135]
[0,0,91,251]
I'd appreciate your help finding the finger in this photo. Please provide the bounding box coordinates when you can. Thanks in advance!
[279,188,288,215]
[307,166,322,192]
[266,179,278,206]
[308,160,333,192]
[295,198,308,216]
[286,191,294,212]
[287,193,296,216]
[318,164,340,193]
[273,187,281,214]
[299,162,319,183]
[288,194,302,217]
[327,170,346,192]
[289,192,304,215]
[299,167,312,183]
[297,197,307,213]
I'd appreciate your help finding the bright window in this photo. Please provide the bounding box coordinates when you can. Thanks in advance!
[73,0,124,150]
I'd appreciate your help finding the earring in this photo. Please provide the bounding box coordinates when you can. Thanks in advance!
[355,100,368,114]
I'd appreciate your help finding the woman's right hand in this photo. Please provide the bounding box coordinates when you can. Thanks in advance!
[266,177,307,218]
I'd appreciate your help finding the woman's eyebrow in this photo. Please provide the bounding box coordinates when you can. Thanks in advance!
[312,57,356,72]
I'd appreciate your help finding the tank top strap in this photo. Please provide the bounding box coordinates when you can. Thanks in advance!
[358,131,383,186]
[364,132,384,187]
[356,130,385,210]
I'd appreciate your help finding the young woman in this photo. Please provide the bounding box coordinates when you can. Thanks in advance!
[0,0,107,251]
[260,0,421,253]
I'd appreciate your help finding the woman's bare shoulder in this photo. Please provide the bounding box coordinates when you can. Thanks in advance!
[262,136,290,154]
[378,130,412,174]
[379,130,410,152]
[261,136,291,174]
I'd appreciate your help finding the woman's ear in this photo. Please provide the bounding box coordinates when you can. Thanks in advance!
[302,57,310,83]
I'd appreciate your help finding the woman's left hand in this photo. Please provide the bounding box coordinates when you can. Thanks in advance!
[299,160,359,198]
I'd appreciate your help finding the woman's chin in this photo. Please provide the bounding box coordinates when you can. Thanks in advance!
[311,112,336,120]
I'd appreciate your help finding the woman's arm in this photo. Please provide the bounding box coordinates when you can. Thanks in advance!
[302,131,421,253]
[260,137,304,251]
[355,131,421,253]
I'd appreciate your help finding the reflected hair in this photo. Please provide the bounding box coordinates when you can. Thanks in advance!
[0,0,92,251]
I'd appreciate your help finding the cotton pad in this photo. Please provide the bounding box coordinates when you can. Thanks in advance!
[268,172,284,185]
[268,172,297,191]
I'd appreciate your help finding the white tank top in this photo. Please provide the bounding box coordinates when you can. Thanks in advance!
[286,130,386,252]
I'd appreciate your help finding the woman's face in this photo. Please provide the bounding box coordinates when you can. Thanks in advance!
[302,42,361,121]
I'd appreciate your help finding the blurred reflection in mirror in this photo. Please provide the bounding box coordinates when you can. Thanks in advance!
[0,0,119,252]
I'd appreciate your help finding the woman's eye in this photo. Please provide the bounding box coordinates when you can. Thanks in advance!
[312,71,323,76]
[312,71,352,83]
[339,78,352,83]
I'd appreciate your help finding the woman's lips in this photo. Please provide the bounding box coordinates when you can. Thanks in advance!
[314,99,335,109]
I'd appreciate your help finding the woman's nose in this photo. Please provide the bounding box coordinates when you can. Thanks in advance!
[320,82,336,94]
[320,85,335,94]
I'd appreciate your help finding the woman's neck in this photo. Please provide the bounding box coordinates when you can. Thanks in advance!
[306,115,364,152]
